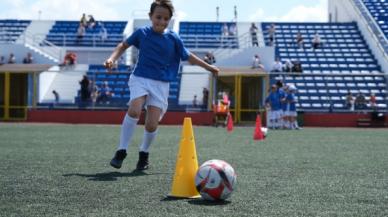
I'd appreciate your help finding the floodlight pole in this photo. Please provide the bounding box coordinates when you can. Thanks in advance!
[216,6,219,22]
[234,5,237,22]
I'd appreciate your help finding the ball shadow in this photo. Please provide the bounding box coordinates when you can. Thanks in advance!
[188,199,231,206]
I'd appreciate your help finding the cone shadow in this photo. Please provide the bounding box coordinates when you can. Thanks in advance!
[160,196,190,202]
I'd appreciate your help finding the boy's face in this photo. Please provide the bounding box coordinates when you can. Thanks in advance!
[149,6,171,33]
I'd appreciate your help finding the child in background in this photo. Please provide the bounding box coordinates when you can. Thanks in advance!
[285,85,300,129]
[265,85,282,129]
[105,0,219,171]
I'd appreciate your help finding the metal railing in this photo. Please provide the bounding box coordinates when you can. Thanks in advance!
[209,30,266,61]
[42,33,125,47]
[180,34,239,49]
[20,31,63,63]
[352,0,388,55]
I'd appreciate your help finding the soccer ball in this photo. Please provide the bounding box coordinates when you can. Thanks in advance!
[195,159,237,201]
[261,127,268,137]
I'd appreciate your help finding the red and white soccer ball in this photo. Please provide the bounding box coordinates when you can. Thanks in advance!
[195,159,237,201]
[261,127,268,137]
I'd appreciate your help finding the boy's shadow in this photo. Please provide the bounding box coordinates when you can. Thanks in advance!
[63,170,162,181]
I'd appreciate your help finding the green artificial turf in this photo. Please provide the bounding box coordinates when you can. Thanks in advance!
[0,123,387,217]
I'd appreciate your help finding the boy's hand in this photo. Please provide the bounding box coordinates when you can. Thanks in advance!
[104,59,115,73]
[104,59,114,69]
[208,65,220,76]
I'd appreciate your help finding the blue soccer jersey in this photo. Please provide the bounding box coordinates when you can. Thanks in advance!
[265,92,281,111]
[278,88,287,111]
[286,93,297,111]
[125,26,190,82]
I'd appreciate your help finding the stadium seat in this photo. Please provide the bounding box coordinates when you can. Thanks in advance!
[45,21,127,47]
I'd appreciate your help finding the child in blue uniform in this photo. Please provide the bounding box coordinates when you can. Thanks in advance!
[285,85,300,129]
[276,81,287,129]
[265,85,282,129]
[104,0,219,170]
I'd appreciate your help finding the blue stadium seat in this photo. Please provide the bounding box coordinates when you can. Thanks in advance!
[0,19,31,43]
[45,21,127,47]
[75,64,183,108]
[264,22,386,110]
[179,21,239,49]
[361,0,388,38]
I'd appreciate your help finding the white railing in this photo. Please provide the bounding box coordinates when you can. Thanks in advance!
[211,31,262,61]
[21,31,63,62]
[352,0,388,55]
[43,33,125,47]
[180,34,239,49]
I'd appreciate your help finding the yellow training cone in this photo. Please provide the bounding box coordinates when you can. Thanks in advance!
[168,117,200,198]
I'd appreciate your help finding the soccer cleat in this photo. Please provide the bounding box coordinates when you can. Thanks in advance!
[136,151,149,170]
[110,149,127,169]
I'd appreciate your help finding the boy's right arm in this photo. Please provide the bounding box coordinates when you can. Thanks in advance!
[187,53,219,76]
[104,42,129,69]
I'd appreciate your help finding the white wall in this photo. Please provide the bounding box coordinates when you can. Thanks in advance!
[179,66,211,105]
[216,46,275,70]
[39,66,58,102]
[0,44,56,64]
[67,49,116,65]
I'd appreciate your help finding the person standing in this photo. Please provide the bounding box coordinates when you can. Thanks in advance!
[250,23,258,46]
[79,75,90,102]
[268,23,276,46]
[106,0,219,171]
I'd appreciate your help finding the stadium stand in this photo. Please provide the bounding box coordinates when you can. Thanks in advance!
[361,0,388,38]
[0,19,31,43]
[0,13,386,120]
[44,21,127,47]
[262,22,387,110]
[76,65,183,109]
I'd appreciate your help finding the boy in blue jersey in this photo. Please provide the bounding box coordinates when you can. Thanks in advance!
[285,85,300,129]
[265,85,282,129]
[104,0,219,170]
[276,81,287,129]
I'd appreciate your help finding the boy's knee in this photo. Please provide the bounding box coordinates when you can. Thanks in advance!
[145,124,158,133]
[127,110,141,119]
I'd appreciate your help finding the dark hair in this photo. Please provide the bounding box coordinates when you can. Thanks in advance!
[276,80,283,88]
[150,0,174,18]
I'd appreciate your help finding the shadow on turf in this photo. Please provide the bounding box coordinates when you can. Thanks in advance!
[188,199,231,206]
[63,170,163,181]
[160,197,231,206]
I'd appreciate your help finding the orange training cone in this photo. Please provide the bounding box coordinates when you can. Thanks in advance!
[227,112,234,132]
[168,117,201,198]
[253,114,265,140]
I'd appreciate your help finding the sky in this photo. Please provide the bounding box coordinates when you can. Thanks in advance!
[0,0,328,22]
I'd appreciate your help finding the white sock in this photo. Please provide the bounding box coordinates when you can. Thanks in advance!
[275,119,281,128]
[284,120,290,129]
[139,129,158,153]
[294,120,299,128]
[117,114,139,151]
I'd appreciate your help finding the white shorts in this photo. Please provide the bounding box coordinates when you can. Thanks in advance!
[128,74,170,119]
[269,110,282,120]
[285,111,297,117]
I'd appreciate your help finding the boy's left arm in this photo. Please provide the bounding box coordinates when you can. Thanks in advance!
[188,53,219,76]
